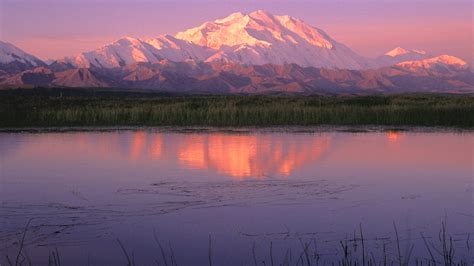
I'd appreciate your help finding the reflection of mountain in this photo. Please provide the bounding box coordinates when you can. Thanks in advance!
[386,131,404,143]
[85,132,333,178]
[0,131,415,179]
[2,131,470,179]
[46,131,330,179]
[177,134,332,178]
[80,131,330,179]
[125,131,164,161]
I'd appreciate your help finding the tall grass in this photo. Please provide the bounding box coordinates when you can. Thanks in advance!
[1,90,473,128]
[5,219,472,265]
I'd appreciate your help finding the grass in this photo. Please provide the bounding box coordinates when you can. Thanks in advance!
[4,219,472,266]
[1,88,473,128]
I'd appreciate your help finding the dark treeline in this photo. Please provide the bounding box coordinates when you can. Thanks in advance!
[1,88,473,128]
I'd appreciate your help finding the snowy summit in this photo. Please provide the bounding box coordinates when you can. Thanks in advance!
[64,10,372,69]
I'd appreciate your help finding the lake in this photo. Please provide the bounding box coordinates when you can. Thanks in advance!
[0,129,472,265]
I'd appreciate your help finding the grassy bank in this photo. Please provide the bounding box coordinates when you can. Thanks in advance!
[1,89,473,128]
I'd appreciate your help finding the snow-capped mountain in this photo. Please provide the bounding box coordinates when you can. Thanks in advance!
[1,10,472,93]
[64,10,372,69]
[375,47,430,66]
[0,41,45,73]
[64,36,214,68]
[175,10,372,69]
[61,11,471,71]
[396,55,469,74]
[385,47,427,58]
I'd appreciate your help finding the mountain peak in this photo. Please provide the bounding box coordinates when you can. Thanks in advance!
[0,41,45,71]
[431,55,467,66]
[175,11,275,49]
[214,12,246,24]
[397,55,468,72]
[62,11,374,69]
[115,36,143,46]
[248,10,273,20]
[386,47,409,57]
[215,10,274,23]
[385,47,426,57]
[175,10,337,50]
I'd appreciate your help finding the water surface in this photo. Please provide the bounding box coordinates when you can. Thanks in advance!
[1,129,472,264]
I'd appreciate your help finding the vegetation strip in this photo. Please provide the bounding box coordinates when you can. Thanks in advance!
[1,89,473,128]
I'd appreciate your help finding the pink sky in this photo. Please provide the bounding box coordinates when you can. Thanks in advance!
[1,0,472,65]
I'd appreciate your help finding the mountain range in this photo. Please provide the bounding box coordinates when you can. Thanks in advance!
[0,10,472,94]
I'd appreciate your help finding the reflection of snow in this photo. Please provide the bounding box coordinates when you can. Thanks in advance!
[386,131,402,143]
[176,134,332,179]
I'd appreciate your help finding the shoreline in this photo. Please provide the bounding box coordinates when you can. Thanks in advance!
[1,125,473,134]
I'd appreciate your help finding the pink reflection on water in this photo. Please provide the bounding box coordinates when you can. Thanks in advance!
[150,135,163,160]
[130,132,146,161]
[175,134,332,179]
[6,131,471,180]
[387,131,403,143]
[179,136,208,169]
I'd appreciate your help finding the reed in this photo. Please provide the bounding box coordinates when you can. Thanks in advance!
[1,90,473,128]
[5,220,472,266]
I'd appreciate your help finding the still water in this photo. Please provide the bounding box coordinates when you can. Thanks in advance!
[0,129,472,265]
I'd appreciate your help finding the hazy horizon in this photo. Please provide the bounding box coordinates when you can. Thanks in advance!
[0,0,472,65]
